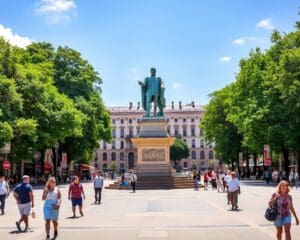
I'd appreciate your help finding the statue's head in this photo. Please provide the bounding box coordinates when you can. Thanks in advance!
[150,67,156,76]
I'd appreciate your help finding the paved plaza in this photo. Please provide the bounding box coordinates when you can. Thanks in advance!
[0,181,299,240]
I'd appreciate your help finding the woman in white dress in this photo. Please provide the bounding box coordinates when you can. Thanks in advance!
[42,177,61,240]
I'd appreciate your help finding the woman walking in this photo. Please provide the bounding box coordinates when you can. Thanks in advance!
[269,181,299,240]
[42,177,61,240]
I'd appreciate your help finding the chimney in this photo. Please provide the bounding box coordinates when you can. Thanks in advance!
[129,102,133,109]
[137,102,140,109]
[179,101,182,109]
[191,101,195,108]
[171,101,174,109]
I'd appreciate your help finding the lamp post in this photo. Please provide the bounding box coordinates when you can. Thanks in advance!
[55,143,59,182]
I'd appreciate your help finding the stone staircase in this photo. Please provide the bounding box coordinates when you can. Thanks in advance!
[105,176,198,190]
[137,164,174,177]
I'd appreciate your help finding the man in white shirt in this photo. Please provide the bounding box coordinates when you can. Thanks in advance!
[93,171,104,204]
[130,170,137,193]
[228,172,240,210]
[0,175,9,215]
[224,171,231,205]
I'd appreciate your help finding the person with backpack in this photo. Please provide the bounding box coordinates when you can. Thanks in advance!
[269,180,299,240]
[68,176,85,217]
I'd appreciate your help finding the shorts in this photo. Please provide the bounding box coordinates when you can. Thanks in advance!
[204,180,208,183]
[274,215,291,227]
[18,202,31,216]
[71,197,83,207]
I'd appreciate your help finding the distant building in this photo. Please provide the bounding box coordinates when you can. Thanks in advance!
[95,101,217,172]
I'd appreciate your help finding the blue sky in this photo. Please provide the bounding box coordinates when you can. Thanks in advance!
[0,0,299,107]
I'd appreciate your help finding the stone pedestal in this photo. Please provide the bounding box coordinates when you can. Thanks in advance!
[131,118,175,177]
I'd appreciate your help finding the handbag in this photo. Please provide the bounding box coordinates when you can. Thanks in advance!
[265,199,278,221]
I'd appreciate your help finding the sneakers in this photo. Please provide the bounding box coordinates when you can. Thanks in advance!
[16,221,21,232]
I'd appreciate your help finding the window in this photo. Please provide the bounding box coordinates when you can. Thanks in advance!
[129,119,132,124]
[209,143,213,148]
[103,163,108,171]
[112,141,116,149]
[183,162,188,168]
[174,127,179,136]
[103,141,107,149]
[191,126,195,137]
[112,119,116,124]
[120,119,124,124]
[200,139,204,148]
[137,127,140,135]
[120,152,125,161]
[200,128,204,137]
[192,139,196,148]
[120,163,125,170]
[112,128,116,138]
[103,153,107,161]
[183,118,186,123]
[137,119,141,123]
[111,152,116,161]
[183,126,187,137]
[209,150,214,159]
[200,151,205,159]
[120,140,124,149]
[191,151,196,159]
[191,118,195,123]
[120,128,125,138]
[174,118,178,123]
[167,127,170,135]
[129,127,133,137]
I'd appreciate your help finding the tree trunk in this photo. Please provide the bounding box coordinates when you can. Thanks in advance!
[253,153,257,176]
[282,147,290,177]
[245,152,250,179]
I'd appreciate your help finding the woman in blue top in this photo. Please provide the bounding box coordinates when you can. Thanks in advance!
[42,177,61,240]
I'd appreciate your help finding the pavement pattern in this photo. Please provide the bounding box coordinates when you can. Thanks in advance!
[0,180,299,240]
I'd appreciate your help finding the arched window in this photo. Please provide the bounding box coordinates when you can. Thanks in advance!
[120,163,125,170]
[191,125,195,136]
[200,139,204,148]
[120,141,124,149]
[209,150,214,159]
[111,152,116,161]
[192,139,196,148]
[191,151,196,159]
[120,152,125,161]
[200,128,204,137]
[183,162,188,168]
[112,141,116,149]
[103,141,107,149]
[200,151,205,159]
[103,152,107,161]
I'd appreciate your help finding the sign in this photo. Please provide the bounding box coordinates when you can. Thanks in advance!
[3,160,11,170]
[61,153,68,169]
[0,143,11,153]
[263,144,272,166]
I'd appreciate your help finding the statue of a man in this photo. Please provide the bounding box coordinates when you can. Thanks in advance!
[138,68,166,117]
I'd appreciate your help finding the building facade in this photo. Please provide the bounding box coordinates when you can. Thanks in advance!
[95,102,217,172]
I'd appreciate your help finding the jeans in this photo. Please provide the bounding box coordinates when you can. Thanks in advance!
[0,194,6,212]
[94,188,102,203]
[131,182,136,192]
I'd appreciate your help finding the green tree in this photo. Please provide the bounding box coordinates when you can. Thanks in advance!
[170,139,190,171]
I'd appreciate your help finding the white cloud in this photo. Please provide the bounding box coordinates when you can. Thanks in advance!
[232,36,266,45]
[172,82,181,90]
[256,18,275,30]
[0,24,32,48]
[35,0,77,24]
[219,56,231,63]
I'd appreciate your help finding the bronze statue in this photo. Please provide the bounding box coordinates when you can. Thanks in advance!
[138,68,166,117]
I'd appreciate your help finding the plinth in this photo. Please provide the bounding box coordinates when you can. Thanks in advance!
[131,118,175,177]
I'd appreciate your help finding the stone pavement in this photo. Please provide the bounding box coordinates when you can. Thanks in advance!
[0,180,299,240]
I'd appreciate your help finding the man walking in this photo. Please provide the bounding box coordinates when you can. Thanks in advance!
[13,175,34,232]
[68,176,85,217]
[130,170,137,193]
[227,172,241,210]
[93,171,104,204]
[0,175,9,215]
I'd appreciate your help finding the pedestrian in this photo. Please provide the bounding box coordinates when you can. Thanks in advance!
[130,170,137,193]
[93,171,104,204]
[264,168,271,184]
[289,168,299,189]
[0,175,10,215]
[269,180,299,240]
[228,172,240,210]
[68,176,85,218]
[211,170,217,190]
[13,175,34,232]
[203,170,209,190]
[216,171,224,193]
[193,171,199,191]
[42,177,61,240]
[272,169,279,183]
[224,171,231,204]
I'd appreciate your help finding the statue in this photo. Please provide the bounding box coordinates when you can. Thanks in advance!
[138,68,166,117]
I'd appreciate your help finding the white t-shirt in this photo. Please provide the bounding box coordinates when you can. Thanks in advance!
[130,174,137,183]
[224,175,231,183]
[0,180,8,195]
[94,176,104,188]
[228,178,240,192]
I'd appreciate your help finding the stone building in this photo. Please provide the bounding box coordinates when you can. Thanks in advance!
[95,101,217,172]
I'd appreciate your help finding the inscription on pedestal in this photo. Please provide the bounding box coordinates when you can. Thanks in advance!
[142,148,166,162]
